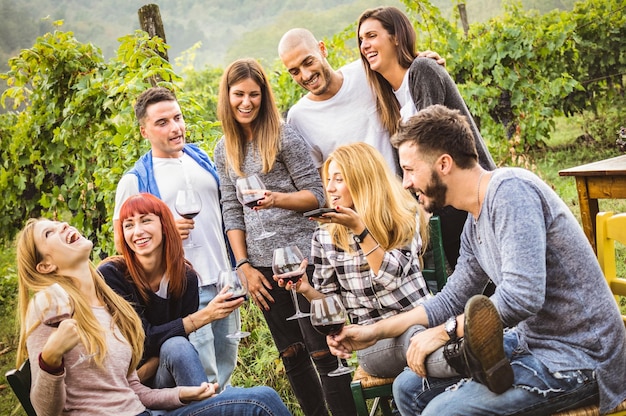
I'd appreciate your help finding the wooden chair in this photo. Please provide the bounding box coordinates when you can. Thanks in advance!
[350,215,448,416]
[596,211,626,325]
[5,358,37,416]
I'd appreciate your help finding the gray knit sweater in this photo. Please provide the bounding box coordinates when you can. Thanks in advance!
[408,57,496,171]
[214,123,325,267]
[424,168,626,413]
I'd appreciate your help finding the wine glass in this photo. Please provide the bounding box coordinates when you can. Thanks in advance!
[310,294,355,377]
[217,269,251,339]
[236,175,276,241]
[175,188,202,248]
[31,283,95,368]
[31,283,74,328]
[272,246,309,320]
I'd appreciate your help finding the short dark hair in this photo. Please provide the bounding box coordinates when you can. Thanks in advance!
[134,87,177,124]
[391,104,479,169]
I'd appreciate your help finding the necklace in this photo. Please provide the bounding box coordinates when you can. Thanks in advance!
[475,171,487,219]
[474,170,487,243]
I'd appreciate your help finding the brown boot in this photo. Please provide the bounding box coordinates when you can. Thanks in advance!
[463,295,514,394]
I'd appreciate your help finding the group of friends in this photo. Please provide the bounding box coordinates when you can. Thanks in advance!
[14,5,626,416]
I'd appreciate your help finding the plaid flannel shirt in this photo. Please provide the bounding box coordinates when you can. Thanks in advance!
[311,222,431,326]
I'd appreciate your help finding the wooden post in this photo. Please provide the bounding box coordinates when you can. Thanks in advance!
[457,3,469,37]
[138,4,169,62]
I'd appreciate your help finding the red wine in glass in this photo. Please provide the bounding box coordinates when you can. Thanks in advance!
[310,294,355,377]
[278,269,306,284]
[31,283,75,328]
[273,246,309,320]
[43,313,73,328]
[244,197,264,209]
[175,189,202,248]
[312,322,344,336]
[236,175,276,240]
[179,211,199,220]
[217,269,250,339]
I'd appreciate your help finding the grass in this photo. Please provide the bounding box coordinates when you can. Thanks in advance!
[1,115,625,416]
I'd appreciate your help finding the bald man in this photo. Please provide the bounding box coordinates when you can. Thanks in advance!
[278,29,399,175]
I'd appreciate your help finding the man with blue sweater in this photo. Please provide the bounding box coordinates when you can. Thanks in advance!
[112,87,238,390]
[328,104,626,415]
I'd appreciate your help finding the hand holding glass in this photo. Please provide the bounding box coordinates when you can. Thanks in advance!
[175,189,202,249]
[31,283,94,368]
[217,269,250,339]
[31,283,74,328]
[273,246,309,320]
[310,294,355,376]
[236,175,276,240]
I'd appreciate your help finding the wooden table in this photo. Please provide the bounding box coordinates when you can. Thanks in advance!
[559,154,626,252]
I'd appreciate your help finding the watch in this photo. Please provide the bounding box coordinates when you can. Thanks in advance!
[445,316,458,342]
[353,228,370,244]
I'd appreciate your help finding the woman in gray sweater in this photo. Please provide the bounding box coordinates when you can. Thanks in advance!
[214,58,355,416]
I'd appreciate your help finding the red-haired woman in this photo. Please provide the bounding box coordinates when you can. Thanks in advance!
[98,193,243,389]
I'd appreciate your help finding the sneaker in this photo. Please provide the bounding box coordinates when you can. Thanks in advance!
[463,295,513,394]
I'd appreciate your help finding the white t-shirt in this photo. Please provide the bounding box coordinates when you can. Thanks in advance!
[113,153,230,286]
[287,60,399,176]
[394,69,419,121]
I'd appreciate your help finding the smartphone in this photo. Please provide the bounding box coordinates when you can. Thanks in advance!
[303,207,337,218]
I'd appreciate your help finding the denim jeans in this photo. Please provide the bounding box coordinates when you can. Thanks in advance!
[256,265,356,416]
[188,284,240,391]
[145,385,292,416]
[153,337,208,388]
[358,324,458,379]
[393,329,599,415]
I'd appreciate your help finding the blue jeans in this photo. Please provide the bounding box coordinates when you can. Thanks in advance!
[144,385,292,416]
[153,337,208,388]
[188,284,240,391]
[393,329,599,415]
[256,265,356,416]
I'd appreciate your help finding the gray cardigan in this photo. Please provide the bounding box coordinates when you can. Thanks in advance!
[424,168,626,413]
[214,123,325,267]
[408,57,496,171]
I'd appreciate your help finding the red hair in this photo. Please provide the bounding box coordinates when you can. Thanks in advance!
[112,193,189,302]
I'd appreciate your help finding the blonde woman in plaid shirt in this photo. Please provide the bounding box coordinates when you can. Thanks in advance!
[278,142,459,380]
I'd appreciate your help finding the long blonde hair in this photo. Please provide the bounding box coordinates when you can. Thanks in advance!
[322,142,428,253]
[217,58,282,177]
[15,219,145,376]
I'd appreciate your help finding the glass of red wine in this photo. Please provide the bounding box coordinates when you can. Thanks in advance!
[31,283,74,328]
[175,188,202,249]
[310,294,355,376]
[236,174,276,241]
[31,283,95,368]
[272,246,309,320]
[217,269,251,339]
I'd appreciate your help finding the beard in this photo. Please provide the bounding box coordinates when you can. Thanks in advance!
[307,65,333,96]
[420,170,448,213]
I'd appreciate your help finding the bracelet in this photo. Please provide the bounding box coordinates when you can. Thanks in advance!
[188,315,198,332]
[364,244,381,257]
[235,258,250,269]
[38,352,64,375]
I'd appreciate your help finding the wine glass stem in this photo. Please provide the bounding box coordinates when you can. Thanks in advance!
[336,356,345,369]
[290,287,302,314]
[254,210,269,234]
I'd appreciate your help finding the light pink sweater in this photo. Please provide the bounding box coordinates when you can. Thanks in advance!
[27,306,183,415]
